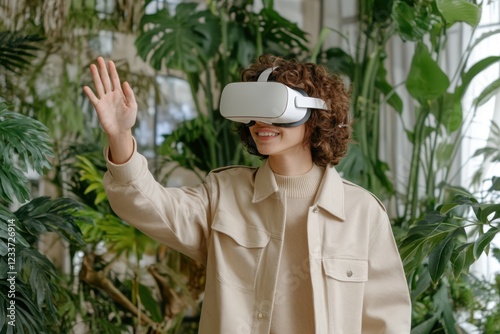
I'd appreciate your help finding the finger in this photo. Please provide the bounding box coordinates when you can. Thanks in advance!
[83,86,100,106]
[108,61,123,95]
[90,64,105,98]
[97,57,113,93]
[123,82,137,108]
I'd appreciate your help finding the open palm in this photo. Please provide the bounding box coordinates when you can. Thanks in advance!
[83,57,137,137]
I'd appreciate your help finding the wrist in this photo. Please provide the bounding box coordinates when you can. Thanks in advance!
[106,129,133,142]
[107,131,134,164]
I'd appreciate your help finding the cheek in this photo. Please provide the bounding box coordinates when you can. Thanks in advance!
[249,131,258,142]
[288,126,307,142]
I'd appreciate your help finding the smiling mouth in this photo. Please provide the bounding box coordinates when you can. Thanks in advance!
[257,132,280,137]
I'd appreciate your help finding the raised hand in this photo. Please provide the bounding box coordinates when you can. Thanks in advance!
[83,57,137,164]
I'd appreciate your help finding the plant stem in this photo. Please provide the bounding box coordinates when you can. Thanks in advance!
[404,108,428,221]
[186,75,203,117]
[359,45,381,188]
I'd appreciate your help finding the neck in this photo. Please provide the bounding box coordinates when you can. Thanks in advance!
[268,151,313,176]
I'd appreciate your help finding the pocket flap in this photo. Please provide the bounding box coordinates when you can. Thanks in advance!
[212,211,270,248]
[323,258,368,282]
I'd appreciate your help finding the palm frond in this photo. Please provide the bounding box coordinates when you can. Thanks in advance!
[75,155,107,206]
[0,279,51,333]
[0,31,43,74]
[13,196,87,247]
[0,104,53,204]
[0,196,87,332]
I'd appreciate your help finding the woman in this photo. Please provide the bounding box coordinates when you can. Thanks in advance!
[84,55,411,333]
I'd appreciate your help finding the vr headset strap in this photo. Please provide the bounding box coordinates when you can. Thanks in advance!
[258,67,327,111]
[295,96,327,110]
[257,67,277,82]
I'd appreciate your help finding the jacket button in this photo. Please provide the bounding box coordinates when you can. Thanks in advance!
[347,270,353,277]
[312,206,320,213]
[258,313,263,319]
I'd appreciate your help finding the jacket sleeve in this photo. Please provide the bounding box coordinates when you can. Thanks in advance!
[362,213,412,333]
[102,140,212,264]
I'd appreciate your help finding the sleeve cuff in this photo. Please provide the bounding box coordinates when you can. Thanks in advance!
[103,137,147,183]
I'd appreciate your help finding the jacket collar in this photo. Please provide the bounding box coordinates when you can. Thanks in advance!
[252,160,279,203]
[253,160,346,221]
[314,164,346,221]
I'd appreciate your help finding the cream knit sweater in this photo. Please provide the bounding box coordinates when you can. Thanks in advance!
[270,164,325,334]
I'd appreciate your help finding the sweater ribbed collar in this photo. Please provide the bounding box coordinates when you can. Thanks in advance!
[273,164,324,198]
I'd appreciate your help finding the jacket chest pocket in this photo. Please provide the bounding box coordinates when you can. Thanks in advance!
[323,258,368,282]
[211,211,271,292]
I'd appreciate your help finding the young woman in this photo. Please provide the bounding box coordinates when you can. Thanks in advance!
[84,55,411,334]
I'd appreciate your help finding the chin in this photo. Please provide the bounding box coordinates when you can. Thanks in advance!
[254,147,275,156]
[256,150,272,156]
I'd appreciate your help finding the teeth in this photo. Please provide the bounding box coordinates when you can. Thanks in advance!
[258,132,279,137]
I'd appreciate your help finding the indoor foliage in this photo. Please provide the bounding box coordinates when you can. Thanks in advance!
[135,0,310,176]
[0,105,87,334]
[313,0,500,332]
[1,2,203,333]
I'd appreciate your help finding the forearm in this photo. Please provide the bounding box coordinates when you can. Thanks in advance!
[107,130,134,164]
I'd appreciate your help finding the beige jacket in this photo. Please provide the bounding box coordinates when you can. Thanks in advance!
[103,144,411,334]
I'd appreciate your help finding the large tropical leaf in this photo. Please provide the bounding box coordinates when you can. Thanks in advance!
[406,42,450,101]
[0,196,87,333]
[392,1,433,42]
[0,105,53,204]
[75,155,108,206]
[431,92,462,133]
[159,115,219,176]
[13,197,86,246]
[473,78,500,108]
[94,214,158,257]
[135,2,220,72]
[0,279,51,334]
[259,7,309,57]
[454,55,500,99]
[436,0,482,27]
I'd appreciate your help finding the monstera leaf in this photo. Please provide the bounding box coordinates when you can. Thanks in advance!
[135,2,220,73]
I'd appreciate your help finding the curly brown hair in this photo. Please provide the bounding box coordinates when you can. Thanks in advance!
[236,54,352,166]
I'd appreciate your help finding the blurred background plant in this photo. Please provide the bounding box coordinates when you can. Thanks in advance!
[314,0,500,332]
[0,1,205,333]
[135,0,312,178]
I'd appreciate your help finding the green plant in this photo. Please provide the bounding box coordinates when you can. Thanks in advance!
[400,184,499,331]
[135,0,310,176]
[0,105,87,334]
[0,28,88,334]
[1,2,209,331]
[57,137,205,333]
[313,0,500,332]
[3,0,498,332]
[0,1,156,143]
[0,32,43,75]
[316,0,400,200]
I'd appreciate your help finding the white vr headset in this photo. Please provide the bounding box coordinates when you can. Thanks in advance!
[219,67,328,127]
